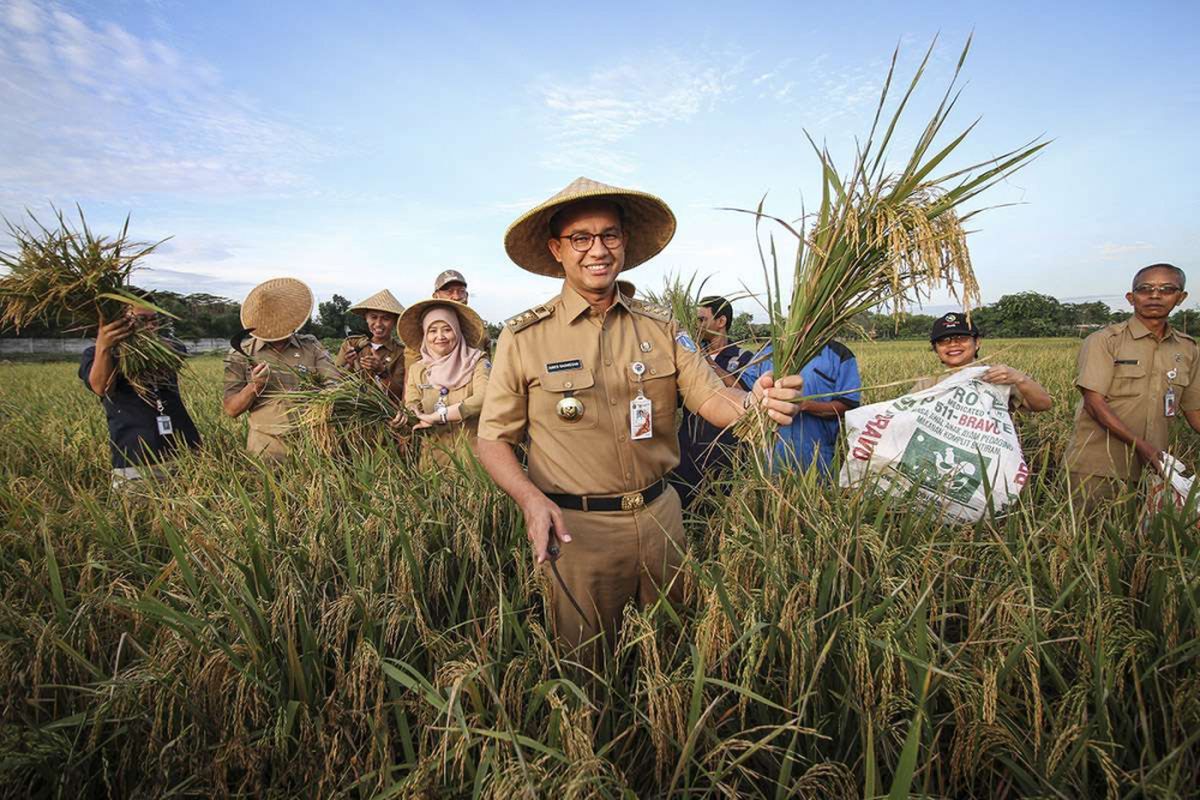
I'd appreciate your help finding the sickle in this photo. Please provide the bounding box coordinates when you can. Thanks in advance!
[546,536,586,621]
[231,327,256,358]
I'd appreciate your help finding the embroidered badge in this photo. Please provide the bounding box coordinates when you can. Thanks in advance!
[944,313,957,323]
[546,359,583,373]
[675,333,697,353]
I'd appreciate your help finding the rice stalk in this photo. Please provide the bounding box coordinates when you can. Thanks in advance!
[0,207,182,397]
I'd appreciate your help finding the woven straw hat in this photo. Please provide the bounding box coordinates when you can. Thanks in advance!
[240,277,314,342]
[503,176,676,277]
[397,298,486,351]
[349,289,405,318]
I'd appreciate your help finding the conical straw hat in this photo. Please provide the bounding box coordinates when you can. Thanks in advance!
[503,176,676,277]
[350,289,405,317]
[240,277,314,342]
[397,298,486,351]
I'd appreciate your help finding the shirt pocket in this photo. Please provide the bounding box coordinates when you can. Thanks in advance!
[627,355,678,437]
[538,367,599,430]
[1109,362,1146,397]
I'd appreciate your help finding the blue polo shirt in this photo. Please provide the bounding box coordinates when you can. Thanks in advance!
[741,341,861,474]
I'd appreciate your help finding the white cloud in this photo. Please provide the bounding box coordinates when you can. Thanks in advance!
[535,51,745,176]
[1098,241,1154,260]
[0,0,323,202]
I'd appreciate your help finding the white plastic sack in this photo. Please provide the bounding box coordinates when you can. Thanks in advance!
[838,365,1029,523]
[1148,453,1196,516]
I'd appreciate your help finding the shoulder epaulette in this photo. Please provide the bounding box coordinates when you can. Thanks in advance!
[627,297,672,323]
[505,304,554,333]
[828,340,857,362]
[296,333,320,344]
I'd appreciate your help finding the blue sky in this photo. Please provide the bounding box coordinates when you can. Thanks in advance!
[1,0,1197,324]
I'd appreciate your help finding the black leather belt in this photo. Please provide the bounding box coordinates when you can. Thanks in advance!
[546,479,667,512]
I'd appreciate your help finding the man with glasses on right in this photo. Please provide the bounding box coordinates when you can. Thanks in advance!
[1065,263,1200,509]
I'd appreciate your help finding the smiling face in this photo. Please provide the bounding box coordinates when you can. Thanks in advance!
[364,310,397,342]
[425,319,457,357]
[933,334,980,368]
[547,200,627,300]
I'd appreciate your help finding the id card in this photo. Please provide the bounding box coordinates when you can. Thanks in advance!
[1165,388,1178,417]
[156,415,174,435]
[630,395,653,440]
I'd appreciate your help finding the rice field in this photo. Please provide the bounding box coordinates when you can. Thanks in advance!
[2,338,1199,798]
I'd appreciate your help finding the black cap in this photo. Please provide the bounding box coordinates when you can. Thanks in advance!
[930,312,980,342]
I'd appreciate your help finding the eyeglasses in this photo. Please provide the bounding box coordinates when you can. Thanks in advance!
[559,230,624,253]
[935,335,975,347]
[1133,284,1182,297]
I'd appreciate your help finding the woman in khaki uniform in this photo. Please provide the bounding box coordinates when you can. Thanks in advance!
[335,289,406,402]
[223,278,339,462]
[398,298,490,465]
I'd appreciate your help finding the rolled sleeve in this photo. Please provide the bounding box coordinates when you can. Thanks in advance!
[1075,332,1113,394]
[334,339,354,368]
[834,355,862,408]
[222,349,249,401]
[741,346,770,389]
[1181,350,1200,411]
[477,328,529,445]
[460,357,491,420]
[675,325,726,414]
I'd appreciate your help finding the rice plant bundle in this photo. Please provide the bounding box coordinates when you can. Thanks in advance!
[0,207,183,396]
[292,373,415,455]
[740,38,1048,382]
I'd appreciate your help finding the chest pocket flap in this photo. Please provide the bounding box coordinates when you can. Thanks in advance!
[1109,362,1146,397]
[540,368,596,393]
[625,355,677,384]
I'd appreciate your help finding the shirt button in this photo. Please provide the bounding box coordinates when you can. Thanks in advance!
[619,434,627,442]
[610,397,617,405]
[605,360,612,366]
[564,381,573,389]
[650,368,657,375]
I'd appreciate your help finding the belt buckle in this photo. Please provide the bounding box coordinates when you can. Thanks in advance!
[621,491,644,511]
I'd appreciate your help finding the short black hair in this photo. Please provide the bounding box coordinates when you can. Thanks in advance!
[548,199,626,238]
[1132,263,1186,291]
[699,295,733,331]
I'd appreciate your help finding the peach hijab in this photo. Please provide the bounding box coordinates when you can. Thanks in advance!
[419,307,483,390]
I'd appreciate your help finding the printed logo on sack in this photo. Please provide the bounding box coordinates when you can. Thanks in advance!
[897,431,993,504]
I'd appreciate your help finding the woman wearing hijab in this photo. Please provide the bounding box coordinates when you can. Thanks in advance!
[398,298,490,465]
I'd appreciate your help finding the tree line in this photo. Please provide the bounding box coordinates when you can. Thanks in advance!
[5,288,1196,342]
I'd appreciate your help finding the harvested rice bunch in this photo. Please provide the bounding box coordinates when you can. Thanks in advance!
[0,208,184,396]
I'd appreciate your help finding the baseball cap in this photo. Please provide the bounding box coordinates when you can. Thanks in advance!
[433,269,467,291]
[929,312,980,342]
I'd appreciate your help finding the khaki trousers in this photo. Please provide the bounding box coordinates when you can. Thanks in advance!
[247,428,289,464]
[547,485,686,661]
[1068,471,1130,515]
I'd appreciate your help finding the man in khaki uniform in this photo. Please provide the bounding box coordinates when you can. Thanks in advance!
[1065,263,1200,507]
[223,277,339,462]
[335,289,406,402]
[477,177,805,660]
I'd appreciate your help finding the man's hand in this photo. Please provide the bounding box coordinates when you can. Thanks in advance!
[249,362,271,392]
[751,372,804,425]
[520,492,571,565]
[95,316,135,351]
[982,364,1026,386]
[343,348,359,367]
[359,351,384,374]
[1136,439,1165,475]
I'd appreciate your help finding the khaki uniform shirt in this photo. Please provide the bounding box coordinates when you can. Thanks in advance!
[405,357,491,460]
[1064,318,1200,479]
[336,335,406,400]
[910,369,1027,411]
[478,283,726,496]
[222,334,339,459]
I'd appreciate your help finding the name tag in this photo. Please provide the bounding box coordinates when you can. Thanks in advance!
[156,415,174,435]
[1114,359,1139,365]
[546,359,583,373]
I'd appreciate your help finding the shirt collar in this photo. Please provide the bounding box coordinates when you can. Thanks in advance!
[250,334,300,354]
[1128,316,1178,341]
[559,280,629,323]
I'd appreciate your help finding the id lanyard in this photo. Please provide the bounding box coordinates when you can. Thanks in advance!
[1165,367,1178,417]
[140,387,174,436]
[630,361,652,440]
